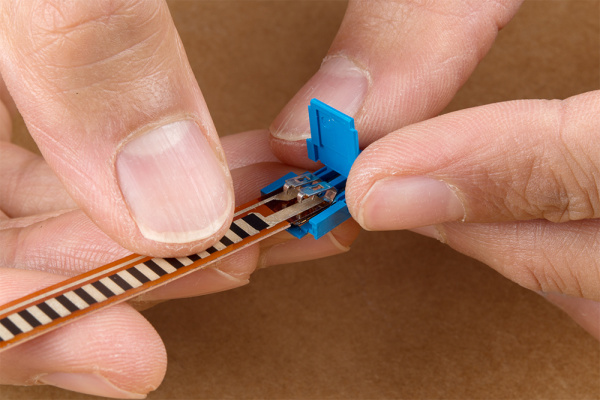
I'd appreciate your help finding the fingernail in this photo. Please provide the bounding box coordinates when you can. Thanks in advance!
[39,372,146,399]
[358,176,465,230]
[117,120,233,244]
[271,56,369,141]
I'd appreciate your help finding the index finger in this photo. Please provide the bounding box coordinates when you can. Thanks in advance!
[346,91,600,230]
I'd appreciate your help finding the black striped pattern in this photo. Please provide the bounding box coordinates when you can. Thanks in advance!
[0,213,269,343]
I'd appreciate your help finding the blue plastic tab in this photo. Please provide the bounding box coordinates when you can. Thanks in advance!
[306,99,359,179]
[262,99,360,240]
[261,172,298,196]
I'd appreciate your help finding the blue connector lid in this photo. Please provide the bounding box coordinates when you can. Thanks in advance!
[306,99,359,178]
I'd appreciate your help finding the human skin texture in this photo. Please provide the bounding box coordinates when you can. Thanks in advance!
[269,0,600,341]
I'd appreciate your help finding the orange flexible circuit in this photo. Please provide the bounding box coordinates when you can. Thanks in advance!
[0,200,291,353]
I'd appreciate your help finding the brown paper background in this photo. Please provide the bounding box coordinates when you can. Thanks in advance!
[3,0,600,399]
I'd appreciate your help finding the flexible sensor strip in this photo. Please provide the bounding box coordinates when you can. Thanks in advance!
[0,199,296,353]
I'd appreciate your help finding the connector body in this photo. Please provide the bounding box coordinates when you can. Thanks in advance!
[261,99,360,239]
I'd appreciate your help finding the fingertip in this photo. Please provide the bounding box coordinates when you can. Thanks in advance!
[539,292,600,341]
[0,100,11,142]
[259,218,360,268]
[116,119,234,248]
[410,225,445,242]
[221,129,280,170]
[136,246,259,302]
[1,0,235,257]
[0,75,17,121]
[38,372,148,399]
[0,304,167,398]
[269,135,323,170]
[329,218,361,249]
[353,176,465,231]
[270,56,369,143]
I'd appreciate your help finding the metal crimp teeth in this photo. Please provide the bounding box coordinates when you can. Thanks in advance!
[283,173,319,193]
[297,181,337,203]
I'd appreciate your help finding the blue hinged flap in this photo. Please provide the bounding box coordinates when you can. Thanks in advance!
[306,99,359,178]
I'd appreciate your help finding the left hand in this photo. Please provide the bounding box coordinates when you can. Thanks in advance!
[0,123,359,398]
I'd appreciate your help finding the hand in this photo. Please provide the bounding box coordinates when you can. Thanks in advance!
[345,91,600,341]
[0,1,360,397]
[0,0,234,257]
[0,122,359,398]
[269,0,599,340]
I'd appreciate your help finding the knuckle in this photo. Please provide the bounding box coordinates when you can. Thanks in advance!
[521,254,576,296]
[29,0,156,37]
[504,101,600,222]
[9,0,175,102]
[539,102,600,222]
[549,165,600,222]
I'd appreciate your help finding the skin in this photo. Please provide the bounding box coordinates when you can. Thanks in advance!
[0,0,597,397]
[0,1,359,397]
[270,0,599,340]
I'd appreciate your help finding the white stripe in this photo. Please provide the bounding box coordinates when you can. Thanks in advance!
[213,242,226,251]
[176,257,194,267]
[45,298,70,317]
[135,264,161,281]
[0,220,292,346]
[0,323,14,341]
[152,258,177,274]
[235,220,259,236]
[198,251,211,258]
[81,284,108,303]
[98,277,124,295]
[7,313,33,333]
[63,291,87,309]
[224,230,242,243]
[0,255,146,316]
[27,306,52,325]
[116,271,143,288]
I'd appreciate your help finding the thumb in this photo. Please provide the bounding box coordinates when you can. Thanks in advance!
[0,0,233,256]
[269,0,523,166]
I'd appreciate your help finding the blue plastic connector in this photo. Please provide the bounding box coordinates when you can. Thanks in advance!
[261,99,360,240]
[306,99,359,178]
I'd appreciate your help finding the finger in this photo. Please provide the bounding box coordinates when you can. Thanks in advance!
[0,160,286,275]
[1,163,359,298]
[0,209,130,275]
[258,218,360,269]
[425,219,600,301]
[0,129,275,219]
[541,293,600,341]
[0,129,276,219]
[0,142,76,217]
[0,101,9,143]
[0,268,166,398]
[0,73,17,121]
[346,91,600,231]
[421,218,600,339]
[270,0,523,166]
[143,212,361,301]
[0,0,234,256]
[221,129,279,170]
[0,77,11,142]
